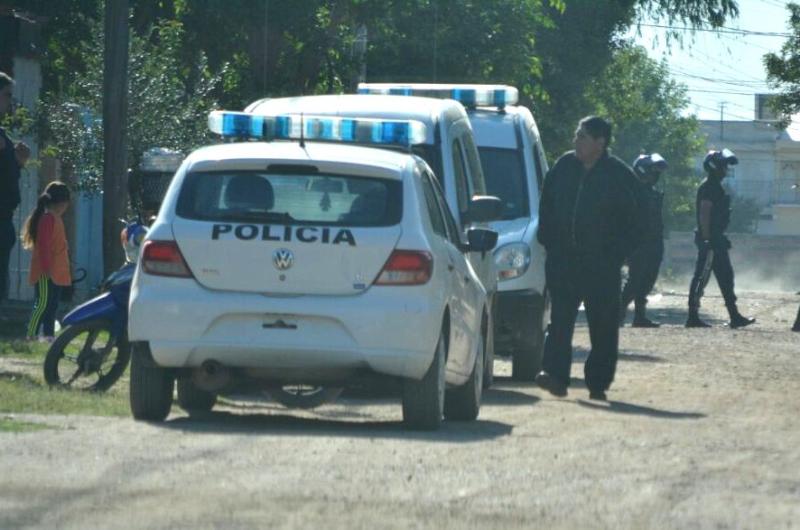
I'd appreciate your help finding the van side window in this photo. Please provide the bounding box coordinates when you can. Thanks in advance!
[461,134,487,195]
[452,139,471,220]
[429,170,463,246]
[420,171,447,238]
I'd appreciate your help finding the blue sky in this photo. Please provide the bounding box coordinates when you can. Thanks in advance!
[630,0,791,121]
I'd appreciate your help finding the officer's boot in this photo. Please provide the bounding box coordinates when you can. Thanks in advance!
[632,302,660,328]
[727,303,755,329]
[685,307,711,328]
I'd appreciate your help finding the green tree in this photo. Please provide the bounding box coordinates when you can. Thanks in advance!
[764,2,800,126]
[38,19,223,194]
[586,45,705,231]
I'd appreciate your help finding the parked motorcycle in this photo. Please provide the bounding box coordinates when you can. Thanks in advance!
[43,220,147,391]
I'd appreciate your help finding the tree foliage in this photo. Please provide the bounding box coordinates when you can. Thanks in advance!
[764,2,800,126]
[586,45,704,231]
[37,18,223,192]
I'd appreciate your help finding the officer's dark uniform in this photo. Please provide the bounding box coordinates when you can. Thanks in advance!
[0,126,22,301]
[537,151,643,394]
[620,181,663,325]
[686,161,753,328]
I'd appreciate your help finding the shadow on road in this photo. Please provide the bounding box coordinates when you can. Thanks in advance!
[576,399,706,420]
[571,348,666,364]
[159,411,512,442]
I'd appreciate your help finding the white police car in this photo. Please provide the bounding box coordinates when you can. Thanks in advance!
[244,94,503,387]
[358,84,549,380]
[127,111,498,430]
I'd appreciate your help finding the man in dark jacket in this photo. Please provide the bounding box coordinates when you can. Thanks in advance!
[620,153,668,327]
[0,72,31,301]
[686,149,754,329]
[535,116,644,401]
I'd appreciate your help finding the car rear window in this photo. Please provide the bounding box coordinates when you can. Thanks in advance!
[176,171,402,226]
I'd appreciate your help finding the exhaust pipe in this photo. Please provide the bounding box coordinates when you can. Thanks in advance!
[192,360,232,392]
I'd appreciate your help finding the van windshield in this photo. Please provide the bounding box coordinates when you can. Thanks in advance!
[478,147,530,220]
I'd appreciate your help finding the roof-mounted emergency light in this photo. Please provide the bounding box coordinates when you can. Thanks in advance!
[208,110,427,147]
[357,83,519,109]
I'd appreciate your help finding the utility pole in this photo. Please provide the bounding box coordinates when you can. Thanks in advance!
[719,101,726,143]
[102,0,129,275]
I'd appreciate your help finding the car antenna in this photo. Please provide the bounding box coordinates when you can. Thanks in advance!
[299,112,306,148]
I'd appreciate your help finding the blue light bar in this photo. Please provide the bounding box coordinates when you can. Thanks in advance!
[357,83,519,108]
[208,111,427,147]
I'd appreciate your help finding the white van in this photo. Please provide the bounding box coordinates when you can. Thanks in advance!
[244,95,502,385]
[358,84,549,380]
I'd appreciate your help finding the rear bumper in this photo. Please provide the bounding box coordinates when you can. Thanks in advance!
[129,277,444,380]
[494,289,545,354]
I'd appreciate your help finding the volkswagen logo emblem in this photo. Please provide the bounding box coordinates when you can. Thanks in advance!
[273,248,294,271]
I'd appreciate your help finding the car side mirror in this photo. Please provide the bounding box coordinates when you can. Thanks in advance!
[467,195,503,223]
[465,227,498,254]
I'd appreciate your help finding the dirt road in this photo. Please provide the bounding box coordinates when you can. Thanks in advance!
[1,289,799,529]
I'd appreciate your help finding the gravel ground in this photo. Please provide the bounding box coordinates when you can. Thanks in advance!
[1,289,799,530]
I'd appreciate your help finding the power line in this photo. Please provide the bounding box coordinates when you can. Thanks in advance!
[638,23,791,38]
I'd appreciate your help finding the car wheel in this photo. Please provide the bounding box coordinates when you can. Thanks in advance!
[511,306,545,381]
[402,331,446,431]
[177,376,217,414]
[129,342,174,422]
[482,307,494,389]
[444,329,484,421]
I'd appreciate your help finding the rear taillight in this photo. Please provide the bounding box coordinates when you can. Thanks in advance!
[374,250,432,285]
[141,240,194,278]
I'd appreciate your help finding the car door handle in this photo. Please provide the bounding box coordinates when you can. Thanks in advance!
[463,275,471,283]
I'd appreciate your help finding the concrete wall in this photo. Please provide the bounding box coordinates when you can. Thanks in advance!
[664,231,800,292]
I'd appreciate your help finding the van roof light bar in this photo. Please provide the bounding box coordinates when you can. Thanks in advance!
[208,110,427,147]
[357,83,519,109]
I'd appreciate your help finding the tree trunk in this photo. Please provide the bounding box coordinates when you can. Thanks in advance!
[102,0,129,275]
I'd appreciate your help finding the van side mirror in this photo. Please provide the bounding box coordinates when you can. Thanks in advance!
[465,228,498,254]
[467,195,503,223]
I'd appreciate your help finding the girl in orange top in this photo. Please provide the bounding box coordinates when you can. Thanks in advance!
[22,181,71,340]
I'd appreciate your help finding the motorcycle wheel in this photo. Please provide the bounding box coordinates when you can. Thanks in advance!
[43,319,131,392]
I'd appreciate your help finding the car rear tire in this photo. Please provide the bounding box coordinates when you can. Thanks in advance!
[444,330,484,421]
[130,343,174,422]
[402,332,446,431]
[177,376,216,414]
[482,308,494,389]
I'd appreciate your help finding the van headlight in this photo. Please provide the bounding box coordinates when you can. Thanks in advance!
[494,243,530,281]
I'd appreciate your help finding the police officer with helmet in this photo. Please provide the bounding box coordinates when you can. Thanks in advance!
[686,148,755,328]
[620,153,668,327]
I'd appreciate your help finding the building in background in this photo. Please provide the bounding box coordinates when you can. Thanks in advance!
[698,94,800,236]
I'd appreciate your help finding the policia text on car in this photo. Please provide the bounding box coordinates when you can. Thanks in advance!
[535,116,645,401]
[686,149,755,329]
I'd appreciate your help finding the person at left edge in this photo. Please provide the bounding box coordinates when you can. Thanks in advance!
[0,71,32,301]
[535,116,645,401]
[620,153,668,327]
[22,181,72,342]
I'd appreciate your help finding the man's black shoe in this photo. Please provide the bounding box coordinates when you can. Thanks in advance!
[588,389,607,401]
[535,371,568,397]
[729,315,755,329]
[632,316,660,328]
[685,315,711,328]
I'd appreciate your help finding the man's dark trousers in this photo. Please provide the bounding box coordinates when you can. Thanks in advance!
[0,217,15,301]
[541,253,621,392]
[621,240,663,311]
[688,240,736,313]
